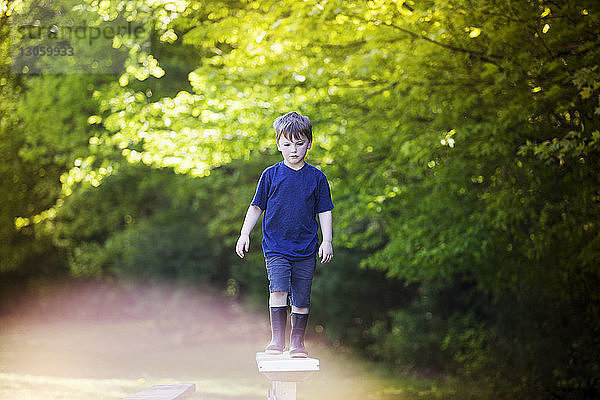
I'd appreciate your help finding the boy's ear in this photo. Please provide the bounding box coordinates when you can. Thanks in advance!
[308,141,312,150]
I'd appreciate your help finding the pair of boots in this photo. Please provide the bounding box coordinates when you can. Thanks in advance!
[265,306,309,358]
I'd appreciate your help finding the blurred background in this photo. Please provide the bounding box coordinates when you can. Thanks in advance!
[1,0,599,399]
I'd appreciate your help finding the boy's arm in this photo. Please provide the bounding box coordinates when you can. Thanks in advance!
[236,205,263,259]
[318,210,333,264]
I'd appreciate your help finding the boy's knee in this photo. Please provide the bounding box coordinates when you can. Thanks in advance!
[269,291,288,307]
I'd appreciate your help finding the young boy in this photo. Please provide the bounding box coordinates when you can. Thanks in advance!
[235,111,334,358]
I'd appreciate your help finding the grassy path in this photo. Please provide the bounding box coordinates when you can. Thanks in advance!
[0,281,456,400]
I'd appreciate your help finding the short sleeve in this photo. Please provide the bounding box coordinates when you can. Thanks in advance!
[251,169,269,211]
[316,173,334,213]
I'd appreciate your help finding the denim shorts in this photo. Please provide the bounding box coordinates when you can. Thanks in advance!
[265,254,316,308]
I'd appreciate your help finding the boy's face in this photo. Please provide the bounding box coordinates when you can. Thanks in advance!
[276,133,312,169]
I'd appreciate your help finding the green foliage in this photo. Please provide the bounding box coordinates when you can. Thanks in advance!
[104,210,216,282]
[367,282,492,376]
[53,163,226,283]
[369,299,450,374]
[310,248,414,347]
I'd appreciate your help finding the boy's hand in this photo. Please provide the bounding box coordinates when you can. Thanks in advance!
[236,235,250,259]
[318,241,333,264]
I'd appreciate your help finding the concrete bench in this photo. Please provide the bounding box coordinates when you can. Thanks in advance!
[256,352,319,400]
[124,383,195,400]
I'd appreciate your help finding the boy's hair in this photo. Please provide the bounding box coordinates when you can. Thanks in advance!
[273,111,312,143]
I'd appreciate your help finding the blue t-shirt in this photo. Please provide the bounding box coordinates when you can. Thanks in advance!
[251,162,334,260]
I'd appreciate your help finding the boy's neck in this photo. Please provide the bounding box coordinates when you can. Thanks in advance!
[283,159,306,170]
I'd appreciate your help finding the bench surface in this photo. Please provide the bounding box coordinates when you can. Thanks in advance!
[124,384,195,400]
[256,352,319,382]
[256,352,319,372]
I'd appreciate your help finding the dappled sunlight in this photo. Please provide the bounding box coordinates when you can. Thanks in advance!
[0,373,268,400]
[0,281,269,399]
[0,281,422,400]
[0,374,144,400]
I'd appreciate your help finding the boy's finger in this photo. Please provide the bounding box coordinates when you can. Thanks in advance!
[236,243,245,258]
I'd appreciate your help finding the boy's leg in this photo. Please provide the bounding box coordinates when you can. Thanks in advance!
[289,256,316,358]
[270,291,288,307]
[265,256,292,354]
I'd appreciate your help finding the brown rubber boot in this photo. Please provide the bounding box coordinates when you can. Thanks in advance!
[289,313,309,358]
[265,306,287,354]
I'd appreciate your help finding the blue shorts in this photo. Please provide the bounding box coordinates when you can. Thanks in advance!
[265,254,316,308]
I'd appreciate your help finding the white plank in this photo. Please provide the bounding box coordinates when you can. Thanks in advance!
[256,352,319,382]
[124,384,195,400]
[256,352,319,372]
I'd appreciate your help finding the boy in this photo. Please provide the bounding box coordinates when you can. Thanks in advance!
[235,111,334,358]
